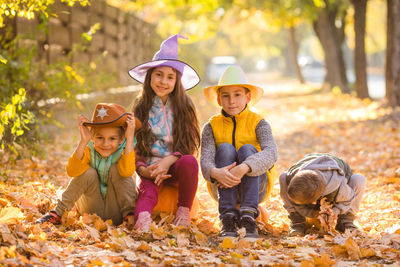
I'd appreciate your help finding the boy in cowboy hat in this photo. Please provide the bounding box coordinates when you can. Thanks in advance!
[280,153,366,236]
[37,103,142,226]
[200,65,278,240]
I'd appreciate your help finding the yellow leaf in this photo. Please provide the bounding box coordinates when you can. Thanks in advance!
[300,260,314,267]
[230,251,244,259]
[237,239,251,249]
[150,223,167,240]
[332,245,347,256]
[385,177,400,184]
[94,218,107,232]
[0,207,24,224]
[89,258,104,266]
[197,219,217,234]
[137,241,152,251]
[360,248,376,258]
[29,224,48,241]
[312,253,335,267]
[0,198,9,207]
[0,245,16,258]
[344,238,361,260]
[194,231,208,246]
[81,213,95,225]
[219,237,235,249]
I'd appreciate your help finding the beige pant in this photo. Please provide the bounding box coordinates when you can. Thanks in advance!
[55,165,136,225]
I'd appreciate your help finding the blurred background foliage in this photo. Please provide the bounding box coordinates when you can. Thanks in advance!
[108,0,387,85]
[0,0,115,159]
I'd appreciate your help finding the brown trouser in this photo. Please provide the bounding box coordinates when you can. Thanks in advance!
[55,165,136,225]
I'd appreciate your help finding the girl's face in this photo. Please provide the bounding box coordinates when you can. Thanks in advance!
[92,127,124,158]
[150,66,177,104]
[217,85,251,116]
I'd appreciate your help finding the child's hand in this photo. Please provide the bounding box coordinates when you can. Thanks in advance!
[210,162,240,188]
[137,165,155,179]
[138,164,172,186]
[78,115,91,145]
[150,159,173,186]
[125,113,136,140]
[229,163,250,180]
[153,170,172,186]
[124,113,136,155]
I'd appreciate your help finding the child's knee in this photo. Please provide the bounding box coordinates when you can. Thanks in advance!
[349,174,366,191]
[78,167,99,185]
[175,155,199,172]
[178,155,198,166]
[238,144,257,152]
[217,143,236,155]
[216,143,237,163]
[237,144,257,160]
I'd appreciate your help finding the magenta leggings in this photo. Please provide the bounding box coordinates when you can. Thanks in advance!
[134,155,198,219]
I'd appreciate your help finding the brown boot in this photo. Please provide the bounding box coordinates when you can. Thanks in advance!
[288,212,306,236]
[336,213,359,233]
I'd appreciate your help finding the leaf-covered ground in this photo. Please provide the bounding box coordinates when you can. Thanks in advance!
[0,82,399,266]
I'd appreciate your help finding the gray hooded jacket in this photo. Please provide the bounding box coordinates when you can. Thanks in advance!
[280,154,355,218]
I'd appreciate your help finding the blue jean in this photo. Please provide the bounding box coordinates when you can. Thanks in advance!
[216,143,266,218]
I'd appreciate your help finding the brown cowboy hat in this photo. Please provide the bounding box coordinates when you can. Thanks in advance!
[83,103,142,130]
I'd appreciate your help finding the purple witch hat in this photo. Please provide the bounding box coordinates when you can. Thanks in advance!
[128,34,200,90]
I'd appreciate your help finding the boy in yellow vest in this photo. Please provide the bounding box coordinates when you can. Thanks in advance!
[201,66,278,240]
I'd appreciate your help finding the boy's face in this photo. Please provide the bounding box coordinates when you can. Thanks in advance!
[92,127,124,158]
[217,85,251,116]
[150,66,177,103]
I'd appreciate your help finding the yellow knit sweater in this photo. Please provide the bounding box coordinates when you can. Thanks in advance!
[66,146,136,178]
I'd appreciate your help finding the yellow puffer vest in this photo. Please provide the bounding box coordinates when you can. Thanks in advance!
[210,106,262,151]
[207,106,277,203]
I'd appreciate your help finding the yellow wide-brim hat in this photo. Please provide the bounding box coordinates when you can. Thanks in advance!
[203,65,264,107]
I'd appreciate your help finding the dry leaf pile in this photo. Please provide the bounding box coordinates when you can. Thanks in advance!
[0,88,399,266]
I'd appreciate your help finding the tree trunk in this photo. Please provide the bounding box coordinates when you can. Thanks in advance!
[288,26,305,84]
[313,6,349,93]
[353,0,369,99]
[386,0,394,103]
[392,0,400,107]
[282,43,295,77]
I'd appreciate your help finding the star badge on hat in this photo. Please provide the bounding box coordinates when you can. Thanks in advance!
[96,106,109,120]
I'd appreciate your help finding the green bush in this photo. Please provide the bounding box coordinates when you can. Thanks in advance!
[0,22,116,159]
[0,88,34,153]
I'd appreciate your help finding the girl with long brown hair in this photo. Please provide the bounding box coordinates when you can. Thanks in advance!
[128,34,200,231]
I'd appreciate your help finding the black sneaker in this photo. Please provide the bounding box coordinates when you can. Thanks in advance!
[219,213,238,240]
[288,212,306,236]
[239,215,259,240]
[36,211,61,225]
[289,224,306,236]
[336,213,359,233]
